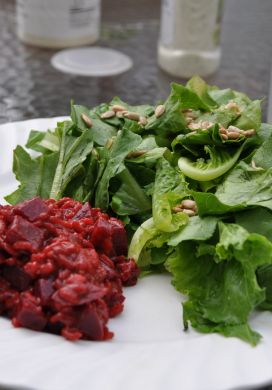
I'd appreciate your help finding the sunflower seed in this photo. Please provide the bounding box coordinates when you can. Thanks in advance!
[221,133,228,140]
[188,120,213,130]
[243,129,256,137]
[126,150,147,159]
[181,199,197,211]
[201,120,214,129]
[186,117,193,124]
[219,126,227,134]
[188,122,201,130]
[226,131,241,139]
[138,116,148,126]
[111,104,126,112]
[81,113,93,128]
[183,109,197,120]
[116,111,125,118]
[101,110,115,119]
[172,206,183,213]
[182,209,196,217]
[123,111,140,121]
[155,104,165,118]
[105,138,114,149]
[251,160,264,171]
[227,125,243,133]
[225,101,241,114]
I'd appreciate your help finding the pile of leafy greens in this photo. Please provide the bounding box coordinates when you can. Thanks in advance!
[6,76,272,345]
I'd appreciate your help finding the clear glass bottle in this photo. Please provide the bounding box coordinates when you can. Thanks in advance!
[158,0,223,78]
[16,0,101,49]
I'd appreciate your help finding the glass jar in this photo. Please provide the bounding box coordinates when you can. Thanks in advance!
[16,0,101,48]
[158,0,223,78]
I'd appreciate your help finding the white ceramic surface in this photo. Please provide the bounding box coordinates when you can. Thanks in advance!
[0,118,272,390]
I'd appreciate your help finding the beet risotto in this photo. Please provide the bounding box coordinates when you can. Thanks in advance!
[0,197,140,341]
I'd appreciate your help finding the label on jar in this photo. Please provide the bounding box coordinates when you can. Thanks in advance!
[16,0,100,47]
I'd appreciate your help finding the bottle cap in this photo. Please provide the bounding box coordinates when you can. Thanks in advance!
[51,47,133,77]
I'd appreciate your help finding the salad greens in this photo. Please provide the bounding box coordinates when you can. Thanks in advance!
[6,76,272,345]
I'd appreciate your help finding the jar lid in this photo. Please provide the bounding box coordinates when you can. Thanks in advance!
[51,47,133,77]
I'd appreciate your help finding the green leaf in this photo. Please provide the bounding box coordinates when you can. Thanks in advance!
[178,145,244,181]
[128,217,158,262]
[169,82,211,111]
[167,216,218,246]
[208,88,236,105]
[257,265,272,310]
[233,100,262,130]
[95,129,142,210]
[235,208,272,242]
[49,122,94,200]
[153,158,189,232]
[186,76,217,109]
[71,104,117,146]
[194,162,272,216]
[253,129,272,169]
[39,152,60,198]
[5,146,42,204]
[111,168,151,216]
[165,224,272,345]
[109,96,154,117]
[193,192,237,216]
[216,162,272,210]
[125,136,167,167]
[215,222,250,261]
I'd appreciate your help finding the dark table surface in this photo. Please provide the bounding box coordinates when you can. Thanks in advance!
[1,1,272,390]
[1,0,272,124]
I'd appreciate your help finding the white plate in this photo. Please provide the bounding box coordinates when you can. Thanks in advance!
[0,118,272,390]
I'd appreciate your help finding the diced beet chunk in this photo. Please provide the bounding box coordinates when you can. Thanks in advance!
[6,215,44,250]
[92,218,112,246]
[35,279,54,305]
[15,197,48,221]
[99,254,118,279]
[110,218,128,256]
[73,202,92,220]
[3,265,32,291]
[15,293,47,331]
[52,274,108,307]
[77,304,105,340]
[0,218,6,235]
[116,257,141,286]
[92,218,114,256]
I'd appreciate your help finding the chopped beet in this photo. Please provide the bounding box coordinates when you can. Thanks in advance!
[6,215,44,250]
[76,303,105,340]
[0,197,140,341]
[52,274,108,307]
[14,292,47,331]
[2,265,32,291]
[15,197,49,221]
[110,218,128,256]
[91,218,114,255]
[35,279,54,306]
[72,202,92,220]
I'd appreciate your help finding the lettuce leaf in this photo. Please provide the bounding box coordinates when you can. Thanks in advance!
[152,158,189,232]
[178,145,244,181]
[95,128,143,210]
[165,223,272,345]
